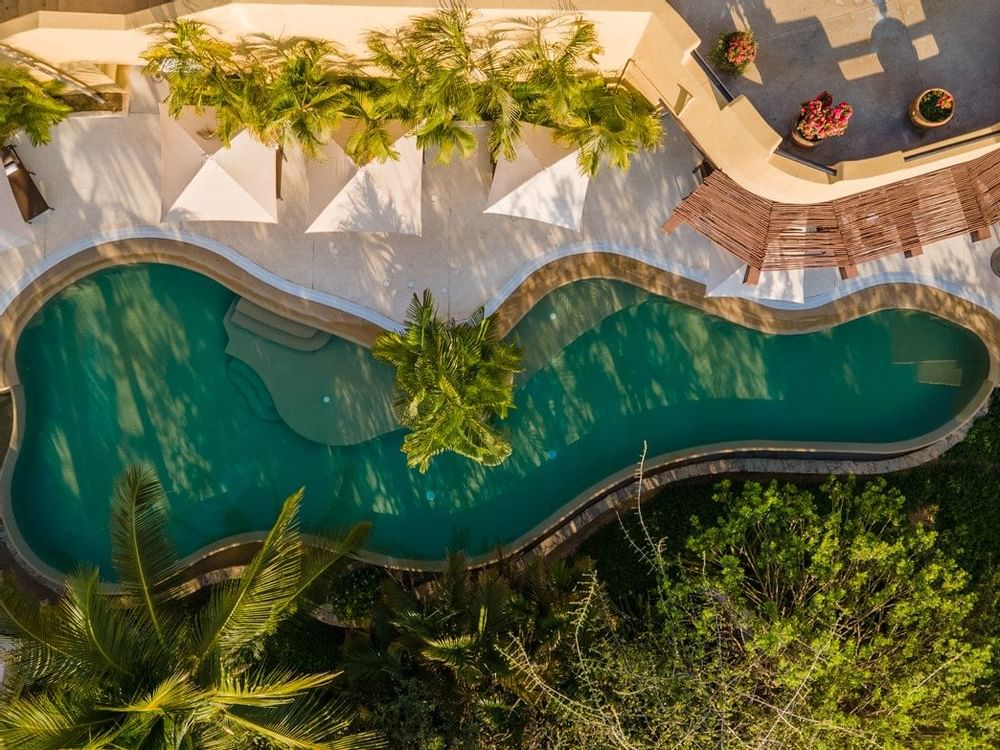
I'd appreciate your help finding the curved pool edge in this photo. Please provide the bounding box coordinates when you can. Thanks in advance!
[1,238,999,591]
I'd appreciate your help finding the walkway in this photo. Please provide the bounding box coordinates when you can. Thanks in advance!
[671,0,1000,165]
[1,67,999,322]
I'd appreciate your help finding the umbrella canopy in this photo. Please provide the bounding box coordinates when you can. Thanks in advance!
[704,244,838,304]
[306,122,422,235]
[484,124,590,231]
[0,174,31,250]
[160,105,277,223]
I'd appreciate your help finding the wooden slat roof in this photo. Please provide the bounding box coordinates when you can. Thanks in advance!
[668,147,1000,276]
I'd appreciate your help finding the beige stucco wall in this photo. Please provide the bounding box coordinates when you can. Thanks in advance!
[622,3,1000,203]
[0,1,654,69]
[1,0,998,203]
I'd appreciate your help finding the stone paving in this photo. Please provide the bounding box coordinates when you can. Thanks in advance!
[670,0,1000,165]
[5,67,1000,325]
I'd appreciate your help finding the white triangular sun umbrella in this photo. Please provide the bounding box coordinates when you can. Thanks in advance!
[306,121,422,235]
[704,244,838,304]
[0,174,31,250]
[484,124,590,231]
[159,105,277,223]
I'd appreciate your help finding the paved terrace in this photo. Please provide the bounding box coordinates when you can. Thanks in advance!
[670,0,1000,166]
[3,69,1000,327]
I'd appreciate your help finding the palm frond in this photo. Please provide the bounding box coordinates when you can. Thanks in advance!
[215,668,343,708]
[193,490,304,668]
[57,567,154,679]
[0,63,71,146]
[219,694,383,750]
[109,465,179,644]
[0,691,115,750]
[289,523,371,615]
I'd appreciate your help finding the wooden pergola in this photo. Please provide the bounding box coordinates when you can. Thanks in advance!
[663,148,1000,284]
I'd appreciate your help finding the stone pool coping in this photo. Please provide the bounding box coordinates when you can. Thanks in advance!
[0,238,998,590]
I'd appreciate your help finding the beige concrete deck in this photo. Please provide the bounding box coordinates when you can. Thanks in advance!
[3,68,1000,329]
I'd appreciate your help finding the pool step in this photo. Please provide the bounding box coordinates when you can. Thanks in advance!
[916,360,963,387]
[227,358,281,421]
[227,298,331,352]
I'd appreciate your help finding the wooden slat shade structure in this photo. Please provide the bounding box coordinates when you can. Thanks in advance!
[664,149,1000,283]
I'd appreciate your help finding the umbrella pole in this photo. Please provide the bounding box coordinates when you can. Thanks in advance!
[275,146,284,200]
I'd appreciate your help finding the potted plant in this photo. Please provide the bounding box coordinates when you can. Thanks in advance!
[709,30,758,76]
[791,91,853,148]
[909,88,954,129]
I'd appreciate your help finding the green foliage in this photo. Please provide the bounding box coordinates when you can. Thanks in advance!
[343,554,593,748]
[325,565,388,626]
[0,465,379,750]
[144,21,357,158]
[0,64,71,146]
[143,6,663,173]
[659,478,996,749]
[372,290,523,472]
[513,478,1000,749]
[241,36,353,159]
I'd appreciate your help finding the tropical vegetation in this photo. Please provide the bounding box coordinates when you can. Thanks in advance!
[515,478,1000,749]
[342,554,593,749]
[372,290,523,472]
[0,63,71,147]
[142,3,663,175]
[0,466,378,750]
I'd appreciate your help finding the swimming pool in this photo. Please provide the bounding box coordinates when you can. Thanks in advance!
[8,263,992,576]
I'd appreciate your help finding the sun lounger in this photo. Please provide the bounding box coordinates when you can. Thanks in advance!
[2,145,51,222]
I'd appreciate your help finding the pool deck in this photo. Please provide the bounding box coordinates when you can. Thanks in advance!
[1,68,998,331]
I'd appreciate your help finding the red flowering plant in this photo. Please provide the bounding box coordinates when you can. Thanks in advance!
[710,30,758,75]
[795,92,853,141]
[918,89,954,122]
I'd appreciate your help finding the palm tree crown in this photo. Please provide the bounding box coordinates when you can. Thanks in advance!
[144,8,664,175]
[0,466,379,750]
[372,290,523,472]
[0,63,71,147]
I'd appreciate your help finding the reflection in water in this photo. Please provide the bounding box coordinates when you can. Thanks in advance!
[11,265,991,576]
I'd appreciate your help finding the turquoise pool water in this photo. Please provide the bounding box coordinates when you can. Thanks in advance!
[10,264,991,575]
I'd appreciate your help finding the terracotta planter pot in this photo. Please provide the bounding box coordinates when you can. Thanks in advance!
[909,88,955,129]
[789,120,818,148]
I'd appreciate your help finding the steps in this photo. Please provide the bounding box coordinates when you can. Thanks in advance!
[916,360,964,387]
[226,298,331,352]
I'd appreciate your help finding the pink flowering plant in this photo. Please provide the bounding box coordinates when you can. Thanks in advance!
[918,89,954,122]
[795,92,853,141]
[710,30,758,75]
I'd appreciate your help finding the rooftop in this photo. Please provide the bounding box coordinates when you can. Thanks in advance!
[670,0,1000,165]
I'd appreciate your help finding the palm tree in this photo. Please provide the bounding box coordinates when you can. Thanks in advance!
[0,64,71,146]
[372,290,523,473]
[240,36,352,159]
[367,2,521,164]
[344,554,593,745]
[0,466,380,750]
[552,81,664,176]
[142,20,246,144]
[507,15,602,128]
